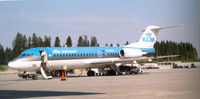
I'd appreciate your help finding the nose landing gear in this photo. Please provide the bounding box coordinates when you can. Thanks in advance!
[18,71,38,80]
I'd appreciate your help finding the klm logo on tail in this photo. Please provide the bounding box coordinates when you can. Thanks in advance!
[126,25,181,48]
[142,32,155,42]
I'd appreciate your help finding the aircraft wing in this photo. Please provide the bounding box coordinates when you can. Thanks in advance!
[85,55,179,65]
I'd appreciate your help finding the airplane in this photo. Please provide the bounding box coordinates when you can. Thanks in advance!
[8,25,182,80]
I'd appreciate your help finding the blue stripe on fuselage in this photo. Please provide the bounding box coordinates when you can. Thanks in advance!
[21,47,155,56]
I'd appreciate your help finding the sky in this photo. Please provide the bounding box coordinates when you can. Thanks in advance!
[0,0,199,58]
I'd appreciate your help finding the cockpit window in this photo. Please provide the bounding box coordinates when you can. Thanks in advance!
[17,54,26,58]
[11,53,34,62]
[17,53,34,58]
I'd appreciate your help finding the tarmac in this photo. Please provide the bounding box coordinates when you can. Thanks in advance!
[0,69,200,99]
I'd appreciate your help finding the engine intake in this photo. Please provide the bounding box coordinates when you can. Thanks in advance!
[119,48,147,58]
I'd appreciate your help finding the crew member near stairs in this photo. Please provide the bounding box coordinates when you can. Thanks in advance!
[41,50,47,64]
[40,50,52,79]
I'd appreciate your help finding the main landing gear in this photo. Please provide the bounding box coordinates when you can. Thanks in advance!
[86,65,142,76]
[87,70,95,76]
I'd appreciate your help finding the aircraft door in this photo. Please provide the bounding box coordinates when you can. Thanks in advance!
[98,50,106,58]
[98,51,102,58]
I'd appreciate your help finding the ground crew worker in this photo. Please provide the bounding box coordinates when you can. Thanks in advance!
[41,50,47,64]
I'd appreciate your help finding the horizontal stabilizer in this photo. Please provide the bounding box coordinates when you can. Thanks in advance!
[151,25,183,31]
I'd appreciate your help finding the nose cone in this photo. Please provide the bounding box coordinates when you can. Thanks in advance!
[8,62,18,69]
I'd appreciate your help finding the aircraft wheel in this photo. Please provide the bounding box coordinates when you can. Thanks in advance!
[107,70,116,75]
[133,69,140,74]
[87,70,95,76]
[32,75,38,80]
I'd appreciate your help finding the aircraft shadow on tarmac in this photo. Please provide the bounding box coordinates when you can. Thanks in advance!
[67,72,150,78]
[0,90,105,99]
[1,72,151,82]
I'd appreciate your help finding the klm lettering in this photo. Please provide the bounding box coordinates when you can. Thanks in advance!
[142,37,155,42]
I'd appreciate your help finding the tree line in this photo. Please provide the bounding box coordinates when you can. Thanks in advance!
[0,32,199,65]
[154,41,198,62]
[0,32,124,64]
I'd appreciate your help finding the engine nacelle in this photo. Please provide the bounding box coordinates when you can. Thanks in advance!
[119,48,147,58]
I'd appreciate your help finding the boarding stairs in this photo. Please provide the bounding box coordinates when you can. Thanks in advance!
[40,50,52,79]
[40,63,52,79]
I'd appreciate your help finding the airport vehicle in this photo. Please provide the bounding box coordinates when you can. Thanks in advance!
[173,62,199,68]
[8,25,181,79]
